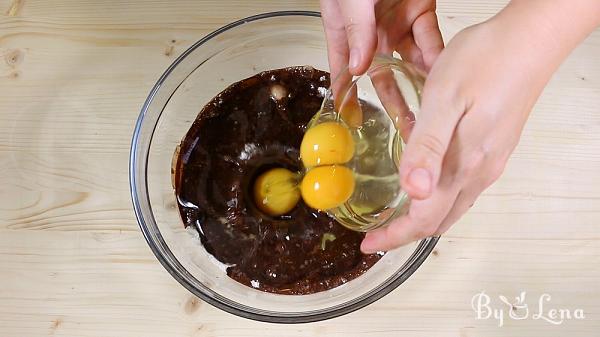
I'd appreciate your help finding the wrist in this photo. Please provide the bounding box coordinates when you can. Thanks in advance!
[485,0,597,80]
[500,0,600,55]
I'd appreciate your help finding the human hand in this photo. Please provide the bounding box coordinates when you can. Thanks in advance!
[320,0,444,81]
[359,0,600,252]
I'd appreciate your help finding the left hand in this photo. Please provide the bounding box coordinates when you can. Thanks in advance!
[320,0,443,81]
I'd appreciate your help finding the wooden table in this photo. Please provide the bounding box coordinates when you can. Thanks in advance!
[1,1,599,336]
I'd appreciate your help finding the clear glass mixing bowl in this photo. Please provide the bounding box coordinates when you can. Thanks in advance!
[129,11,438,323]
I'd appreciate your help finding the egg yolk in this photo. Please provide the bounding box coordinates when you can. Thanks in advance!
[300,165,355,210]
[253,168,301,216]
[338,95,363,128]
[300,121,355,168]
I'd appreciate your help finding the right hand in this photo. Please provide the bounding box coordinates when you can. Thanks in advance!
[320,0,444,80]
[360,0,600,252]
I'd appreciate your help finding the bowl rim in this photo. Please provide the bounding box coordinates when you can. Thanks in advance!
[129,10,439,324]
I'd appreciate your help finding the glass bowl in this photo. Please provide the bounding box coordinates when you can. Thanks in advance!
[130,11,438,323]
[311,55,425,231]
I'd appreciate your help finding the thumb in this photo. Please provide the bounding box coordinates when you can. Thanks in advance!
[338,0,377,75]
[399,82,465,200]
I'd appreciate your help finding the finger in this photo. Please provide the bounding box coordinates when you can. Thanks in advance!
[326,57,362,128]
[369,67,415,140]
[398,72,467,200]
[320,0,350,82]
[369,17,417,137]
[338,0,377,75]
[434,154,507,235]
[432,108,508,235]
[412,10,444,71]
[434,188,477,236]
[361,175,460,253]
[337,85,364,128]
[395,34,425,71]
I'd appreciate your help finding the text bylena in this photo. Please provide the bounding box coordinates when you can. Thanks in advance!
[471,291,585,327]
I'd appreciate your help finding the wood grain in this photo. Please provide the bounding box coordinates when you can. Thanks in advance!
[1,0,599,336]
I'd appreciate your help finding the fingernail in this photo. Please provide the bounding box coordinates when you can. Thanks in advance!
[349,48,361,71]
[408,168,432,194]
[361,232,383,254]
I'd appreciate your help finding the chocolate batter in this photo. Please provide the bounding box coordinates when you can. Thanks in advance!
[174,66,381,295]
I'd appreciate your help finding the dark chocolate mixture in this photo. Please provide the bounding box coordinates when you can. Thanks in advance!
[174,66,381,295]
